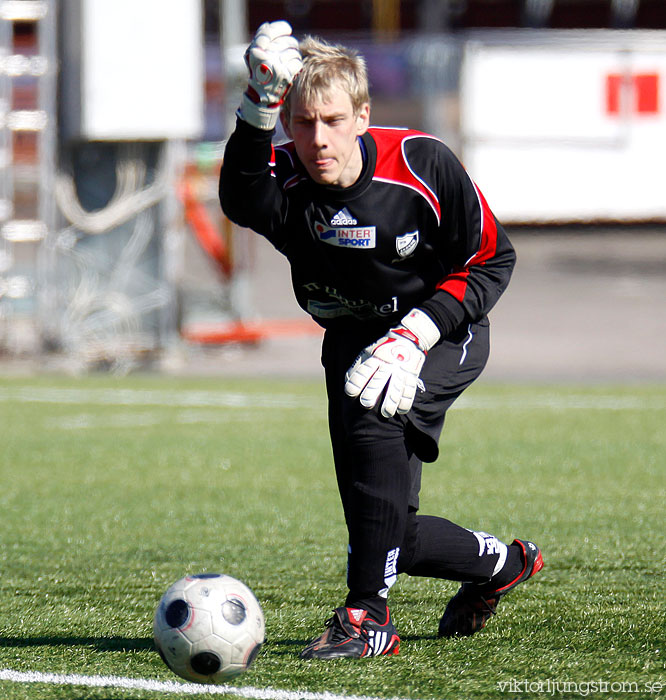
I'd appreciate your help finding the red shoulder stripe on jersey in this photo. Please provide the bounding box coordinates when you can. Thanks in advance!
[436,179,498,303]
[465,181,497,267]
[437,268,470,302]
[370,127,442,223]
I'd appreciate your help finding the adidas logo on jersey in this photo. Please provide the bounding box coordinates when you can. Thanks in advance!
[331,208,357,226]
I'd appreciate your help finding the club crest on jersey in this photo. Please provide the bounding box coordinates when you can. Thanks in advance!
[314,220,376,249]
[396,230,419,258]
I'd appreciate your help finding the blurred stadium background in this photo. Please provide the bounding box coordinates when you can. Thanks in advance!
[0,0,664,379]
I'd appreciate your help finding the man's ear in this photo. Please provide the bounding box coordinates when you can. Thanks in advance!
[280,110,292,139]
[356,103,370,135]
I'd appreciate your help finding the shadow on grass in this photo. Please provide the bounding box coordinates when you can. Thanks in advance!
[0,636,154,652]
[267,633,439,657]
[0,633,441,658]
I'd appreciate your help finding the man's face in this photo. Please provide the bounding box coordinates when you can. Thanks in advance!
[282,85,370,188]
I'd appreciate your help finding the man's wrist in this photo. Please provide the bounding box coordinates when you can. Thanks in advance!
[400,309,441,352]
[237,92,281,130]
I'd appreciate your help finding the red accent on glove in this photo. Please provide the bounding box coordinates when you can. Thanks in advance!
[391,327,423,351]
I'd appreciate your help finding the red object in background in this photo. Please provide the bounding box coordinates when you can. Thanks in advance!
[182,318,322,345]
[634,73,660,113]
[606,72,660,115]
[179,174,233,278]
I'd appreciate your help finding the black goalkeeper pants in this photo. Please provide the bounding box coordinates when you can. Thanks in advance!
[322,319,507,614]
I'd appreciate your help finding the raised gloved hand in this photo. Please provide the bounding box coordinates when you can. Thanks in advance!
[344,309,441,418]
[237,20,303,130]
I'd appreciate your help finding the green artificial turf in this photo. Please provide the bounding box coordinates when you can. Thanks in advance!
[0,375,663,699]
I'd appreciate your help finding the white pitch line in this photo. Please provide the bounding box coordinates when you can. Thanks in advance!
[0,385,663,412]
[0,386,318,410]
[0,668,421,700]
[44,409,260,431]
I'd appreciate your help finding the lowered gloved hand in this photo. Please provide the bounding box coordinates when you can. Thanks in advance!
[237,20,303,130]
[344,309,441,418]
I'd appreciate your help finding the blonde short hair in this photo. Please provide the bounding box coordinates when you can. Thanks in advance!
[283,35,370,121]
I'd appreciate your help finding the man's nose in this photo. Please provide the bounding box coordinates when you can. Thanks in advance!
[312,120,326,147]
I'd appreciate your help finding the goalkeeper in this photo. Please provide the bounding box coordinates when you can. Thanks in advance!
[220,22,543,660]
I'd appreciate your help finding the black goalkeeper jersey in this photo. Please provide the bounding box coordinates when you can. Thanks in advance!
[220,118,516,339]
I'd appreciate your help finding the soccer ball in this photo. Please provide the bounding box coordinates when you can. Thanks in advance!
[153,573,265,683]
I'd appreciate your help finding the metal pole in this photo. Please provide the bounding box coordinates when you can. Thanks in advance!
[373,0,400,40]
[220,0,248,138]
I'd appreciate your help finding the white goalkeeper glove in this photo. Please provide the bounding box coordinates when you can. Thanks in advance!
[344,309,441,418]
[237,20,303,131]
